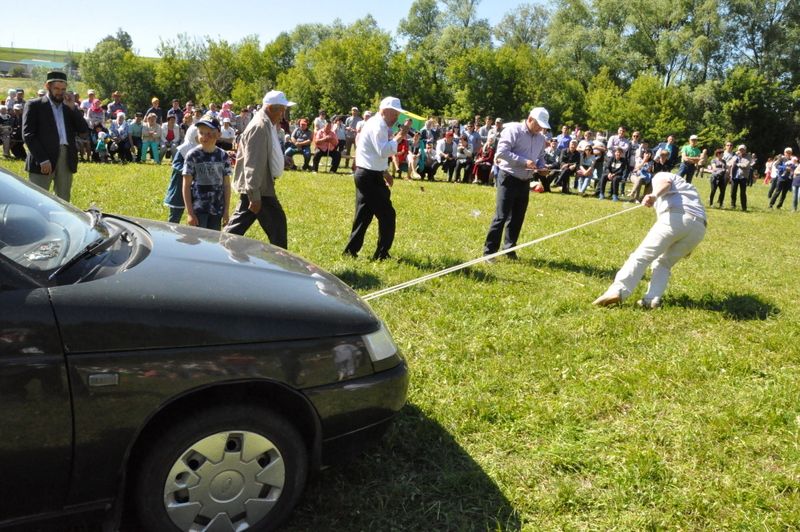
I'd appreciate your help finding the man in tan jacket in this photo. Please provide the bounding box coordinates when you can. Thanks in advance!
[224,90,295,248]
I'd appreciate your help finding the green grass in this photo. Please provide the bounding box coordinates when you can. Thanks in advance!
[0,46,79,63]
[2,158,800,530]
[2,77,89,99]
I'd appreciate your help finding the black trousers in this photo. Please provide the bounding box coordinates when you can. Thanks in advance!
[224,194,288,249]
[556,168,575,193]
[709,175,727,206]
[455,158,473,182]
[769,179,791,208]
[730,180,748,211]
[483,171,530,255]
[344,168,396,259]
[435,158,456,181]
[313,149,341,172]
[131,136,142,162]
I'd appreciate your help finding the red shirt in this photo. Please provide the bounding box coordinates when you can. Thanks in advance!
[314,128,338,152]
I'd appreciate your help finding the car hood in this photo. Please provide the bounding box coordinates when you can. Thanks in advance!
[48,218,380,353]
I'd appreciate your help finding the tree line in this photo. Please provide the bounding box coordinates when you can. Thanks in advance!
[77,0,798,162]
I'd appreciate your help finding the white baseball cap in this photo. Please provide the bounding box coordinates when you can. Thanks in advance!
[379,96,404,113]
[529,107,551,129]
[689,134,698,140]
[262,90,296,107]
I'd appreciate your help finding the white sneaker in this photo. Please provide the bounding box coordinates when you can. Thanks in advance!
[637,297,662,309]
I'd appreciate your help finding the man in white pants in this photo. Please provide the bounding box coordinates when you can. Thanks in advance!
[593,171,706,308]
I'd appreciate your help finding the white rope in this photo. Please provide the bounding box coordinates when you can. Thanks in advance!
[362,204,643,301]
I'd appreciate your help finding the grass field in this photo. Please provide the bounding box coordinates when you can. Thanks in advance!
[2,157,799,530]
[0,46,78,63]
[1,77,89,99]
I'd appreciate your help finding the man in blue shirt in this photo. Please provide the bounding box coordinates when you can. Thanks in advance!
[482,107,551,260]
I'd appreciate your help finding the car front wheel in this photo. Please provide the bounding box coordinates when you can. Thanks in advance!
[135,405,308,532]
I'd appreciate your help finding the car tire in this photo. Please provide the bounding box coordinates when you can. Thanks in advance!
[134,405,308,532]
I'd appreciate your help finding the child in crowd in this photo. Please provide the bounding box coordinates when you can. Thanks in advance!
[181,115,231,230]
[164,125,199,223]
[95,132,109,163]
[141,113,161,164]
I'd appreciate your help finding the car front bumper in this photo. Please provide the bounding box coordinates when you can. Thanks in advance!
[303,360,408,465]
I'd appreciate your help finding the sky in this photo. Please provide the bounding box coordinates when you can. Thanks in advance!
[6,0,528,58]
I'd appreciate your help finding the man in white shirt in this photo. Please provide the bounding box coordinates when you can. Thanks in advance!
[313,109,328,133]
[343,97,406,260]
[593,171,706,308]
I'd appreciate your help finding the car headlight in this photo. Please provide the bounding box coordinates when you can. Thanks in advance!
[362,322,398,363]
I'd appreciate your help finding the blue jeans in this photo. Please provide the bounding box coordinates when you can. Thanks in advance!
[792,185,800,211]
[284,145,311,169]
[677,162,697,183]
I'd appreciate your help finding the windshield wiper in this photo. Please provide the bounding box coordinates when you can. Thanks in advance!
[48,228,125,281]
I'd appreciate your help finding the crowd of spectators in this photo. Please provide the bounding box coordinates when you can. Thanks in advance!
[4,85,800,212]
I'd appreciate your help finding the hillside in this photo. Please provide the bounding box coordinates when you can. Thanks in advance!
[0,46,81,63]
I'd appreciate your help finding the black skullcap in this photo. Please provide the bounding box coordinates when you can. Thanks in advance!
[46,71,67,83]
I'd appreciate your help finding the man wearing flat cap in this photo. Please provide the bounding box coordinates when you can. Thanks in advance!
[22,71,89,202]
[224,90,294,248]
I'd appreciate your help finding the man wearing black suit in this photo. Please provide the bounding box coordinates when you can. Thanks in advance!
[22,71,89,202]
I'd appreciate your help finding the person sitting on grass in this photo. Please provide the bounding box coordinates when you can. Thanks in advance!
[181,115,231,230]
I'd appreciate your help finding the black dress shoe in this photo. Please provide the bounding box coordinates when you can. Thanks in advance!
[342,249,358,258]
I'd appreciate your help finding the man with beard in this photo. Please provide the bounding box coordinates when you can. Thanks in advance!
[22,71,89,202]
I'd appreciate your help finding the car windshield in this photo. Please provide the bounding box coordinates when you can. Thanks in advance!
[0,169,107,272]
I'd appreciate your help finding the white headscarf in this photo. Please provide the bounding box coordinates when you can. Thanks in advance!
[178,125,199,158]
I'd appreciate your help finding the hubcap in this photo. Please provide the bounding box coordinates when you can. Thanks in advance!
[163,431,286,531]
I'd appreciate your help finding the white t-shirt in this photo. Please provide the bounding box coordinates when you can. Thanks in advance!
[654,172,706,220]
